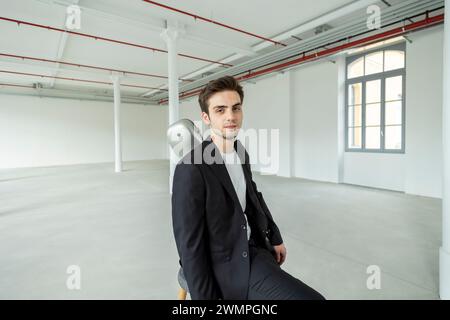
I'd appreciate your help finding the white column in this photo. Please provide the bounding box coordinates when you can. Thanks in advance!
[337,56,346,183]
[288,71,295,178]
[161,23,181,192]
[111,74,122,173]
[440,0,450,300]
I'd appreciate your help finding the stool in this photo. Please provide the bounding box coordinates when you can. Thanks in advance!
[177,267,189,300]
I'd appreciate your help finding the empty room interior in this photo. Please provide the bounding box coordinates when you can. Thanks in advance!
[0,0,449,300]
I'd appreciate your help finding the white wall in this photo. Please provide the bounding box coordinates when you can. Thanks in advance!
[179,97,203,130]
[246,26,443,198]
[292,60,340,183]
[404,27,443,198]
[0,95,167,169]
[342,26,443,198]
[343,153,405,191]
[177,25,444,200]
[7,26,438,197]
[242,73,292,176]
[179,75,293,177]
[178,59,344,184]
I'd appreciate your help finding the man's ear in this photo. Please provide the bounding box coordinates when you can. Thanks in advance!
[201,112,210,126]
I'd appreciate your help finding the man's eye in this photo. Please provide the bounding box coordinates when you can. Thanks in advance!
[233,107,241,111]
[217,109,224,113]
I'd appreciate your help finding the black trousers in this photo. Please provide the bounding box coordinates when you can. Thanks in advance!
[247,239,325,300]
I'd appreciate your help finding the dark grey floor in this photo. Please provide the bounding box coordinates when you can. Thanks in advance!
[0,160,441,299]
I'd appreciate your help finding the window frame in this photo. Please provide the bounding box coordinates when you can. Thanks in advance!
[345,42,406,154]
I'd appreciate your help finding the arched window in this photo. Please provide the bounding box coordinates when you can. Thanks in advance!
[346,43,406,153]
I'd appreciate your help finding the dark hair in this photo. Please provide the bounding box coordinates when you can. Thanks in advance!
[198,76,244,115]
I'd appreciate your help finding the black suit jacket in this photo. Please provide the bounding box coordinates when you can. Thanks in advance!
[171,136,283,300]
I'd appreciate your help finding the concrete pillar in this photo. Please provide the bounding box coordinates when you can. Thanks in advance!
[161,22,181,192]
[337,56,346,184]
[111,74,122,173]
[440,0,450,300]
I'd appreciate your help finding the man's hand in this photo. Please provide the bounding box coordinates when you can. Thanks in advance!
[273,243,287,266]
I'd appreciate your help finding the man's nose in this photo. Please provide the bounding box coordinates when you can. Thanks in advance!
[225,108,235,122]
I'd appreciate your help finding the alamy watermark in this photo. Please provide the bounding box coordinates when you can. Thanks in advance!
[170,122,280,175]
[66,264,81,290]
[66,5,81,30]
[366,265,381,290]
[367,5,381,30]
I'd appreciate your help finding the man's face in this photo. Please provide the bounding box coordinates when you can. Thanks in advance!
[201,90,243,140]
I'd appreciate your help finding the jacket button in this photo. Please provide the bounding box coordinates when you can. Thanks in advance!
[242,251,248,258]
[241,224,246,230]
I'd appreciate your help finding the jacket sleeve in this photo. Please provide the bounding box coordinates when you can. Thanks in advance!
[171,162,222,300]
[247,169,284,246]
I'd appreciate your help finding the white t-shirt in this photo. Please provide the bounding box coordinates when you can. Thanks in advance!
[220,149,251,240]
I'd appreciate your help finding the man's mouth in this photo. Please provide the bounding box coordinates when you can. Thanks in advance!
[224,125,237,129]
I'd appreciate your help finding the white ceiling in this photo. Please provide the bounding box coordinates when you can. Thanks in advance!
[0,0,432,103]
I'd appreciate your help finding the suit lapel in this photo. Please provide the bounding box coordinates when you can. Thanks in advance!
[242,166,263,218]
[235,140,269,233]
[203,136,262,217]
[204,137,244,214]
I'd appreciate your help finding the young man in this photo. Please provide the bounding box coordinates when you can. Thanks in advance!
[171,76,325,300]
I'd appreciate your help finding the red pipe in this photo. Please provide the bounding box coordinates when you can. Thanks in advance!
[0,70,168,91]
[159,12,444,104]
[142,0,286,47]
[0,16,233,67]
[0,83,34,89]
[237,13,444,81]
[0,52,193,82]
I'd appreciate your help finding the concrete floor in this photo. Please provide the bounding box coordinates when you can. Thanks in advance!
[0,160,441,299]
